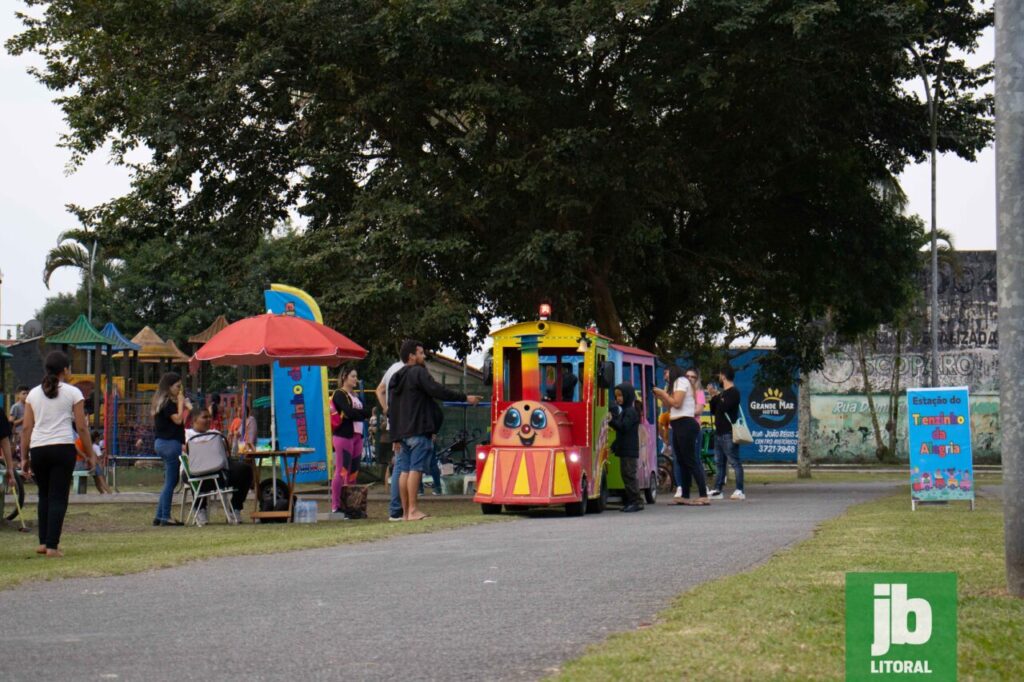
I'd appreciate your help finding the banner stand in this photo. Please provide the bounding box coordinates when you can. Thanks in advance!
[907,386,976,512]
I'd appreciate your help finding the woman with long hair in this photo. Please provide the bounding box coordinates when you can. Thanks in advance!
[331,365,370,517]
[19,351,95,556]
[151,372,191,526]
[653,364,710,505]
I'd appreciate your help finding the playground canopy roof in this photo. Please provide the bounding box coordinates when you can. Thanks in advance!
[79,322,142,353]
[45,315,111,347]
[187,315,230,345]
[116,326,189,363]
[162,339,191,364]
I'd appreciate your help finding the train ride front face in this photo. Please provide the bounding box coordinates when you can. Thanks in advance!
[474,321,609,508]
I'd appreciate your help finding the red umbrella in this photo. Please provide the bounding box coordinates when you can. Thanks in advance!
[189,313,367,372]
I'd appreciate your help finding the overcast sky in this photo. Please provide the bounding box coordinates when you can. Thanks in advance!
[0,11,997,337]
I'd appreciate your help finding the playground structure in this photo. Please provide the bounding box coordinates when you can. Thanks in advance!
[3,315,261,463]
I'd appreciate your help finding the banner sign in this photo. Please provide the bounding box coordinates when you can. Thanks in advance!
[906,387,974,505]
[732,349,799,462]
[264,284,332,484]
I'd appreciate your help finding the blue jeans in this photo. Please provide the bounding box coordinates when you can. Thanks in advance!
[154,438,182,521]
[420,444,442,493]
[390,449,410,519]
[714,434,744,492]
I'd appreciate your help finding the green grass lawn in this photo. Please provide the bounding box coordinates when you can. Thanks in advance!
[551,493,1021,681]
[0,497,505,590]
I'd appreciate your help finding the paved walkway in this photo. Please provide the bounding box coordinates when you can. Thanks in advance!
[0,482,898,681]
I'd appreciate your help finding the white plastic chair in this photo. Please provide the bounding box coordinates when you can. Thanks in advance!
[180,432,237,526]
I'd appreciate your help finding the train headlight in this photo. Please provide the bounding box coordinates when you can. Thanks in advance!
[568,452,580,463]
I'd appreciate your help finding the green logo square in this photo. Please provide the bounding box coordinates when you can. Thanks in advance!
[846,573,957,681]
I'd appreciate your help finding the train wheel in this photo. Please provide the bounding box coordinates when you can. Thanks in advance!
[588,473,608,514]
[644,471,658,504]
[481,504,502,515]
[565,476,588,517]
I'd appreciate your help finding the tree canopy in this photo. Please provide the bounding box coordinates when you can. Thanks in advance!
[9,0,993,368]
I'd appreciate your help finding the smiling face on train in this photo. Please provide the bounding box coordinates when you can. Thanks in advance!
[494,401,560,447]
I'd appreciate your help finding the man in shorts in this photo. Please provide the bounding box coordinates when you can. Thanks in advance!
[388,340,481,521]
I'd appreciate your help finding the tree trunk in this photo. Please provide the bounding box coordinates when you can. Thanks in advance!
[858,338,885,459]
[797,377,812,478]
[588,271,624,343]
[886,327,904,462]
[996,0,1024,598]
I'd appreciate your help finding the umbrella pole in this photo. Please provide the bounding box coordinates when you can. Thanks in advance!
[271,366,278,503]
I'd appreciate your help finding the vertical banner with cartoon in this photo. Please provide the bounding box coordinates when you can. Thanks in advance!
[906,387,975,509]
[264,284,332,484]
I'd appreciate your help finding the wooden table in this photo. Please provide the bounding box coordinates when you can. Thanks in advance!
[240,449,314,522]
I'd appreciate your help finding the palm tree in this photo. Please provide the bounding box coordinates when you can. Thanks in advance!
[42,228,114,323]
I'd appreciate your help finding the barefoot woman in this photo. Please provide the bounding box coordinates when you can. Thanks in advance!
[20,351,96,557]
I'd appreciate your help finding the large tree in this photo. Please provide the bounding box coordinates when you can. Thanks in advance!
[9,0,992,364]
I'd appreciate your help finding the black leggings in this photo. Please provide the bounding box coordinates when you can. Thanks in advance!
[30,444,77,549]
[197,460,254,511]
[671,418,708,498]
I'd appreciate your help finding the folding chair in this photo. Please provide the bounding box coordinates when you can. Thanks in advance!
[180,432,237,526]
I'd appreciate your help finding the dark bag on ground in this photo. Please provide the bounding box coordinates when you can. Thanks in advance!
[340,485,368,519]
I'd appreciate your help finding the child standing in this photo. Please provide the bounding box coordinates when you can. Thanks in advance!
[608,381,642,513]
[75,429,112,494]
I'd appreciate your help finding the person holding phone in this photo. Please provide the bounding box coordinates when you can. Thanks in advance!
[653,365,709,505]
[151,372,191,526]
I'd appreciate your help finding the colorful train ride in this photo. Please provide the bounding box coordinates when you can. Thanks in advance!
[473,312,659,516]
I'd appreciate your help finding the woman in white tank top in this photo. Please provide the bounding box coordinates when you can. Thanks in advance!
[654,365,710,505]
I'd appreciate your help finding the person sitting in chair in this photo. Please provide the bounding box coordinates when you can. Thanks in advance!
[187,408,253,526]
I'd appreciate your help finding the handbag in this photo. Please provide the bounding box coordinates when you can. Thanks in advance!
[330,403,343,430]
[726,410,754,445]
[340,485,368,519]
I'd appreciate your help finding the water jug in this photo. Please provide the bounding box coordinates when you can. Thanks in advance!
[294,499,318,523]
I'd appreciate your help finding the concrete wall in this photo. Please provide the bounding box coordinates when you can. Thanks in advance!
[808,251,1000,462]
[809,393,1000,463]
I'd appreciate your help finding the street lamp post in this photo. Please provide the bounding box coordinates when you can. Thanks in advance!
[997,0,1024,598]
[910,47,942,388]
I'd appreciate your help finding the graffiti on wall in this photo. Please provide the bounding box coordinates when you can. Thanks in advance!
[810,394,999,463]
[808,251,1000,461]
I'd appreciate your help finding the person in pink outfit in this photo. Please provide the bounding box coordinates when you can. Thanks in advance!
[330,366,370,517]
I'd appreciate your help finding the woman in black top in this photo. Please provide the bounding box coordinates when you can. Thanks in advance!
[708,364,745,499]
[151,372,191,525]
[330,366,370,515]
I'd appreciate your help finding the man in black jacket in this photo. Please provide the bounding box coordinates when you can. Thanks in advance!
[388,340,482,521]
[708,365,744,500]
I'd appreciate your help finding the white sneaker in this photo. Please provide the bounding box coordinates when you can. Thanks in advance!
[195,508,208,527]
[673,487,683,499]
[708,490,723,500]
[232,509,244,523]
[731,490,746,500]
